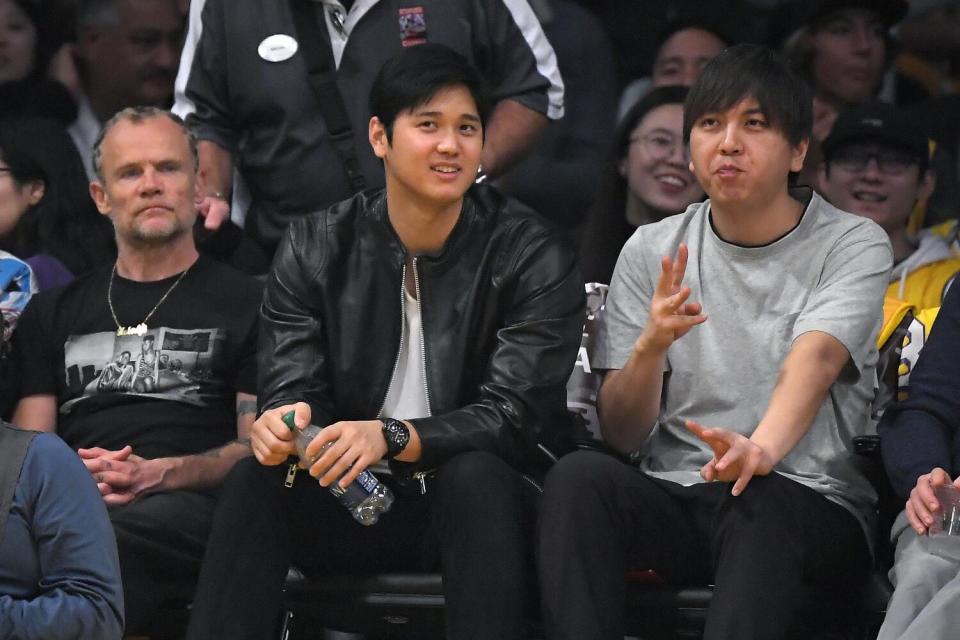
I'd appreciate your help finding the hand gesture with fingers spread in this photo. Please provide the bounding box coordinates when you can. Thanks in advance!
[636,243,706,354]
[686,420,774,496]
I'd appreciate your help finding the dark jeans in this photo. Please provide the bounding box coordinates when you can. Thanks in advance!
[538,450,872,640]
[186,451,538,640]
[111,489,218,636]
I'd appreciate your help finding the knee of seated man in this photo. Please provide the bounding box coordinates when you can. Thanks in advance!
[436,450,518,494]
[543,449,625,497]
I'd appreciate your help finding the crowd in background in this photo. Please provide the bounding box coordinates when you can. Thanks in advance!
[2,0,960,274]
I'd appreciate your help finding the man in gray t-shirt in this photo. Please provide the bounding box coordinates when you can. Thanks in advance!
[539,44,892,640]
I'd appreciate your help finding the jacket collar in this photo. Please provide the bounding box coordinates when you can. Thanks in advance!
[369,185,498,266]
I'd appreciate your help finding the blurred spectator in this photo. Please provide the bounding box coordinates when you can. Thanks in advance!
[0,0,77,124]
[496,0,617,230]
[617,21,728,120]
[0,424,124,639]
[820,102,960,308]
[584,0,774,94]
[780,0,909,140]
[877,282,960,640]
[580,86,703,284]
[897,0,960,99]
[70,0,184,179]
[0,249,33,416]
[895,1,960,228]
[0,117,115,291]
[174,0,564,273]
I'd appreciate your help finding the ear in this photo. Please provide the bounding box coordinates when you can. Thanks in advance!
[24,180,45,206]
[790,138,810,174]
[617,156,628,178]
[369,116,389,159]
[89,180,111,216]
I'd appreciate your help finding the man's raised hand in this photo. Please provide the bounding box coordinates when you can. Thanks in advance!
[635,243,706,354]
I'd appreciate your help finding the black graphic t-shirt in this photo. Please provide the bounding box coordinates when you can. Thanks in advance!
[14,255,261,459]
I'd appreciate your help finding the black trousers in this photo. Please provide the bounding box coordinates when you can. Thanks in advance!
[186,451,537,640]
[111,489,218,636]
[537,450,872,640]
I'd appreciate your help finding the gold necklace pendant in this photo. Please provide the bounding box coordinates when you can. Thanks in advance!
[108,264,191,338]
[116,323,148,337]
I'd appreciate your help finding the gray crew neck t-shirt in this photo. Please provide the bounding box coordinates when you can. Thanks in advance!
[595,190,893,534]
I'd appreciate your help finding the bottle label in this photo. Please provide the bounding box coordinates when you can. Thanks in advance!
[329,469,379,508]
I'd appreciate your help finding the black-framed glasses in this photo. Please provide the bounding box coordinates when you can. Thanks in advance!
[629,132,690,162]
[830,145,920,176]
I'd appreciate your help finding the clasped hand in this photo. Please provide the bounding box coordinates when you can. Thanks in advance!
[78,445,165,506]
[686,420,775,496]
[635,243,706,354]
[907,467,960,535]
[252,402,387,489]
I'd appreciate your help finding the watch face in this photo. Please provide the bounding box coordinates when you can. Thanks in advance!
[383,419,409,458]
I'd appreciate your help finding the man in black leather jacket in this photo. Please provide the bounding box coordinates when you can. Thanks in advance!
[185,44,584,640]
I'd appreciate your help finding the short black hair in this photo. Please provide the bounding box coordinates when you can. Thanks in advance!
[369,43,492,142]
[653,18,730,59]
[683,43,812,147]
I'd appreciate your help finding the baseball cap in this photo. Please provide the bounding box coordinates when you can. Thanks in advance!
[822,101,929,162]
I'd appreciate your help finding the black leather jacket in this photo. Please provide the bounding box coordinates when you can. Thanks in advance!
[259,185,585,475]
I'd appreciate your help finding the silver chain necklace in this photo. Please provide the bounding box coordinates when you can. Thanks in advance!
[107,264,191,337]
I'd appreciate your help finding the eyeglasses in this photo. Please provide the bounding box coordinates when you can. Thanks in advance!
[830,146,920,176]
[629,132,690,162]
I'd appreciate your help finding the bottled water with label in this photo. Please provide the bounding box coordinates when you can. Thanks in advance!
[282,411,394,525]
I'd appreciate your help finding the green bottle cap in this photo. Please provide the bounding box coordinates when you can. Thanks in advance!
[281,410,297,431]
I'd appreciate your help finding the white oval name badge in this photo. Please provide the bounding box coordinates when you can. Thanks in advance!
[258,34,298,62]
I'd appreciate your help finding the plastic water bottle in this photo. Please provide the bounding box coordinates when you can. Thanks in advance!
[282,411,394,525]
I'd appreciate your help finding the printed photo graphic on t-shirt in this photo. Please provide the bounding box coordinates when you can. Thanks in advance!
[59,327,227,414]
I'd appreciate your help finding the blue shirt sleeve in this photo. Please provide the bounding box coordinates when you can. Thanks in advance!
[0,433,124,639]
[879,283,960,500]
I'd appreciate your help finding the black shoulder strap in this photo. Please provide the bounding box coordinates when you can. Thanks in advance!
[288,0,367,194]
[0,424,38,546]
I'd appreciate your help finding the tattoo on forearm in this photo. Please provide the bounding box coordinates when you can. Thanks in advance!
[237,400,257,416]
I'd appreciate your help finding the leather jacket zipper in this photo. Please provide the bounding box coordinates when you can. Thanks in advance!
[411,258,434,495]
[284,462,298,487]
[411,257,433,418]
